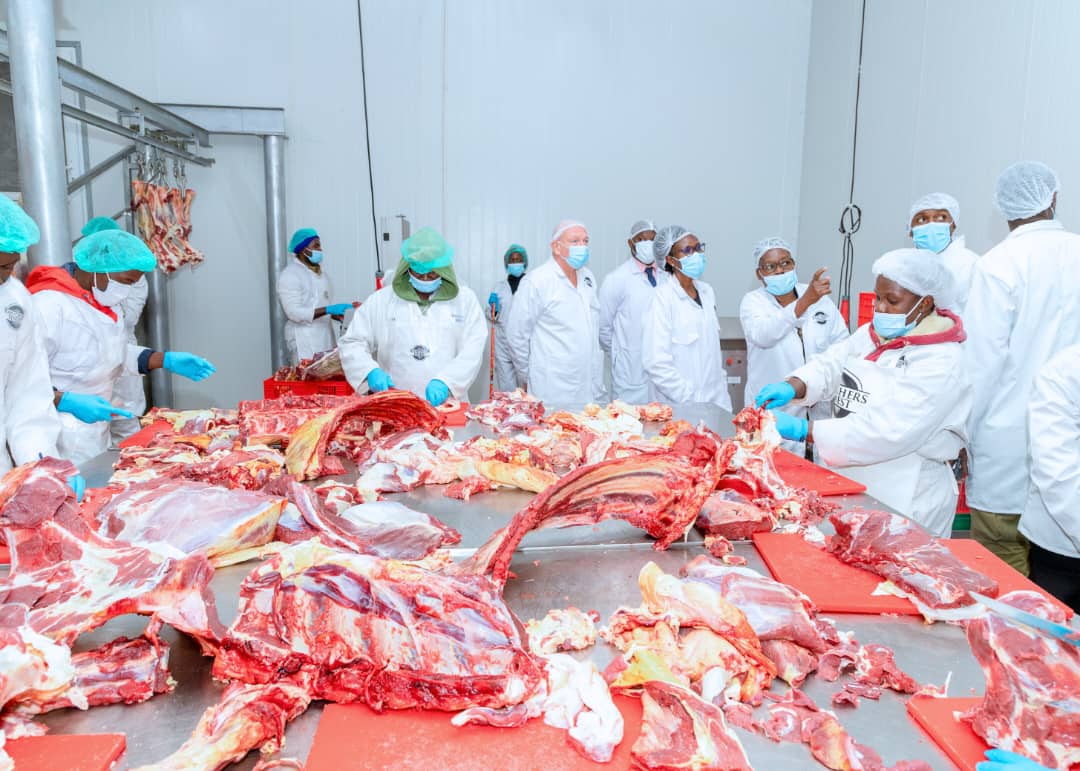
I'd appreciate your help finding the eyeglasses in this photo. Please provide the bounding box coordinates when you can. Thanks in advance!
[759,258,795,275]
[673,242,706,257]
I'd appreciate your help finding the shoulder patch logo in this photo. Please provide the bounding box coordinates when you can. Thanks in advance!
[5,304,24,330]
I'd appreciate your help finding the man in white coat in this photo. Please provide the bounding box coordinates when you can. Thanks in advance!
[757,248,970,538]
[741,237,848,456]
[0,196,72,489]
[487,244,528,392]
[340,227,486,406]
[965,161,1080,575]
[599,219,664,403]
[906,192,980,313]
[506,220,605,406]
[277,227,355,364]
[1021,343,1080,612]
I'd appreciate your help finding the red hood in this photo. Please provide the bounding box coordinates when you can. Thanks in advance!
[865,308,965,362]
[25,265,117,322]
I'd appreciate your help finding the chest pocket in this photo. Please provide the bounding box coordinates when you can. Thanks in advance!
[672,324,701,347]
[53,321,107,374]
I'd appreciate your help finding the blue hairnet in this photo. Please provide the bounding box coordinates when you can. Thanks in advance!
[81,217,121,238]
[74,231,157,273]
[995,161,1059,220]
[908,193,959,231]
[752,236,793,264]
[629,220,655,238]
[873,248,956,310]
[0,196,40,254]
[402,227,453,272]
[503,243,528,268]
[289,227,319,254]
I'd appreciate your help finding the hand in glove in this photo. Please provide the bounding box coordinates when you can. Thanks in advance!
[326,303,352,316]
[756,381,795,409]
[68,473,86,503]
[487,292,500,314]
[163,352,216,381]
[425,379,450,407]
[771,409,808,442]
[367,368,394,393]
[57,392,135,424]
[977,749,1055,771]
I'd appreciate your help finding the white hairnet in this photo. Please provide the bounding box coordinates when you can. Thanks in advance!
[995,161,1060,220]
[872,248,956,310]
[752,236,793,264]
[551,219,587,242]
[908,192,959,231]
[653,225,696,262]
[629,219,655,238]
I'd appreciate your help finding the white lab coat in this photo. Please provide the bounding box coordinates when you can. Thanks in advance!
[278,258,335,364]
[740,284,849,437]
[340,284,487,400]
[0,278,60,474]
[506,259,605,406]
[938,235,979,314]
[33,290,144,465]
[1021,343,1080,558]
[789,314,971,537]
[111,275,148,441]
[599,257,665,403]
[642,278,732,410]
[489,277,523,392]
[965,220,1080,514]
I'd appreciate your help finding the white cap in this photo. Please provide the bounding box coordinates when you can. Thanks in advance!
[908,192,959,231]
[629,219,655,238]
[994,161,1060,220]
[551,219,587,242]
[872,247,956,310]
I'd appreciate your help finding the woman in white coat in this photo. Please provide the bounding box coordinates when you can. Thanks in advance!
[642,225,731,410]
[277,228,355,364]
[486,244,528,392]
[740,237,848,456]
[28,230,215,465]
[755,248,970,537]
[340,227,486,406]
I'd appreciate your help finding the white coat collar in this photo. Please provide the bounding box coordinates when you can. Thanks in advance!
[1007,219,1065,239]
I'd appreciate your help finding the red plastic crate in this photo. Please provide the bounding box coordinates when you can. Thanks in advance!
[262,377,355,399]
[856,291,875,327]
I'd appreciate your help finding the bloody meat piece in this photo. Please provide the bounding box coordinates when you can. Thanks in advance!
[695,489,777,540]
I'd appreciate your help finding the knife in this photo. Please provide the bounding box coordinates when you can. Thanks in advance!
[970,592,1080,647]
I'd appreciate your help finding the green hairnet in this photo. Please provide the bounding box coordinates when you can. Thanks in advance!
[0,196,40,254]
[81,217,121,237]
[402,227,453,273]
[289,227,319,254]
[503,243,528,268]
[74,231,157,273]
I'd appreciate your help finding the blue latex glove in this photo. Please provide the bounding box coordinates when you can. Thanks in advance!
[756,381,796,409]
[163,352,216,381]
[367,368,394,392]
[771,409,808,442]
[57,392,134,424]
[67,473,86,503]
[425,379,450,407]
[326,303,352,316]
[487,292,500,314]
[977,749,1054,771]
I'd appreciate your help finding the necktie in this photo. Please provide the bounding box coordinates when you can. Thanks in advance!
[645,266,656,287]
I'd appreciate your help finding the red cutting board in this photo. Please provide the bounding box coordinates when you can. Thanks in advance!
[907,696,986,771]
[305,695,642,770]
[771,449,867,496]
[440,401,470,427]
[4,733,125,770]
[118,420,173,448]
[752,532,1074,618]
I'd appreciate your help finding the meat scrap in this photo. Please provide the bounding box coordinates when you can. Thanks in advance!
[696,489,778,541]
[466,388,546,432]
[960,590,1080,770]
[212,540,544,713]
[444,475,495,500]
[525,607,600,655]
[828,509,999,619]
[540,654,624,763]
[238,393,352,446]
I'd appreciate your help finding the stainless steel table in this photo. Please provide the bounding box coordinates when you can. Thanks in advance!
[36,405,985,769]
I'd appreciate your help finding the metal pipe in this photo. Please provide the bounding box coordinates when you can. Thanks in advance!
[263,134,289,371]
[58,102,213,166]
[6,0,72,267]
[67,143,135,195]
[145,269,173,406]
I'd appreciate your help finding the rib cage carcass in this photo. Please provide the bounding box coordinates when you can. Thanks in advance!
[131,180,204,273]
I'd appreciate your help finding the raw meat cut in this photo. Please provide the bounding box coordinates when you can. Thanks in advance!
[88,479,285,564]
[525,607,600,655]
[444,475,495,500]
[960,590,1080,770]
[540,653,624,763]
[284,391,446,480]
[466,389,545,432]
[632,680,752,771]
[271,347,347,382]
[131,681,311,771]
[761,639,819,688]
[457,431,735,586]
[695,490,777,541]
[212,540,544,713]
[828,509,999,618]
[132,180,203,273]
[354,429,463,497]
[238,394,352,446]
[141,406,238,435]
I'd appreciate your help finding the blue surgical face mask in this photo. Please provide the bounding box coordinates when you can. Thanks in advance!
[506,263,525,277]
[409,274,443,294]
[911,222,952,254]
[675,253,706,279]
[872,295,926,339]
[306,250,324,265]
[566,245,589,269]
[764,270,798,296]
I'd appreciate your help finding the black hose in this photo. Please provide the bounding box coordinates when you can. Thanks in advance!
[838,0,867,327]
[356,0,382,281]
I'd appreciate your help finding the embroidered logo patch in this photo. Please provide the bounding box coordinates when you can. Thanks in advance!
[813,311,828,324]
[410,345,429,361]
[833,370,868,418]
[5,304,24,330]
